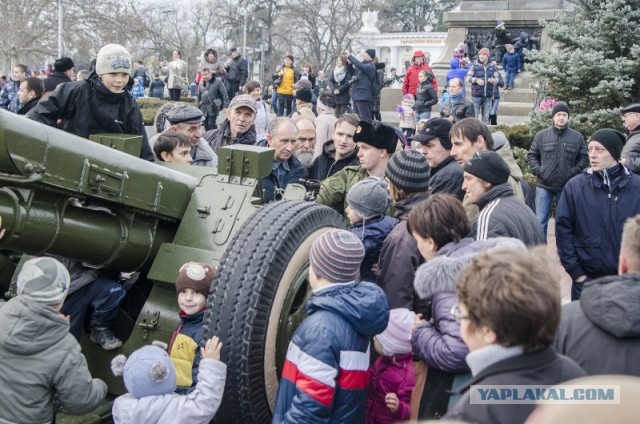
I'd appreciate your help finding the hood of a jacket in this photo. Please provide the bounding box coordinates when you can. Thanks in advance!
[414,255,474,299]
[450,58,460,69]
[307,282,389,337]
[580,273,640,337]
[494,137,524,180]
[0,296,69,355]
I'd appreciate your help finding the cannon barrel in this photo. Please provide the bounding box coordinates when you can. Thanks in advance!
[0,110,201,269]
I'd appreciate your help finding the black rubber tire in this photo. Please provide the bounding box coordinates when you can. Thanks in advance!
[203,200,345,424]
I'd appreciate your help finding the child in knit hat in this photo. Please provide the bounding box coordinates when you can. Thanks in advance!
[0,257,107,424]
[272,230,389,422]
[111,337,226,423]
[168,262,216,393]
[28,43,154,161]
[366,308,416,424]
[398,93,416,140]
[346,177,397,282]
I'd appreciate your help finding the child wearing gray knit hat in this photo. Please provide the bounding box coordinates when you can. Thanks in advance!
[346,177,398,282]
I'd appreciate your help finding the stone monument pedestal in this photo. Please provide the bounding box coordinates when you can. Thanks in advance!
[434,0,564,67]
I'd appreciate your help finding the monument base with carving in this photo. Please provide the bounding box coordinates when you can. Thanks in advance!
[434,0,564,67]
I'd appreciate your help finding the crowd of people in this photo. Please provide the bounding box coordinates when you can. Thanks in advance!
[1,34,640,424]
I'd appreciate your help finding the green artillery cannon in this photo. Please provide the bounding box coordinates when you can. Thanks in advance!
[0,110,345,423]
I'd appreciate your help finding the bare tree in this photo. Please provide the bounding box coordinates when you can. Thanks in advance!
[281,0,364,72]
[375,0,458,33]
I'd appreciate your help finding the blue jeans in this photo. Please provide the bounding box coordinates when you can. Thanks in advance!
[505,71,516,89]
[415,111,431,123]
[491,98,500,115]
[535,186,559,242]
[472,97,492,123]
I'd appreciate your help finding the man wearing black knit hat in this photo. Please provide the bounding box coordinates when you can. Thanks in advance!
[44,57,75,94]
[527,102,588,241]
[462,150,544,246]
[317,120,398,217]
[556,128,640,301]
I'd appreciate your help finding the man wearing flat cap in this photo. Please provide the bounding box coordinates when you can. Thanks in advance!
[150,104,217,167]
[411,118,464,200]
[621,103,640,174]
[203,94,257,151]
[44,57,75,95]
[556,128,640,301]
[317,119,398,217]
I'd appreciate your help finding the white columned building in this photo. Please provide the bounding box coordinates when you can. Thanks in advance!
[350,10,448,73]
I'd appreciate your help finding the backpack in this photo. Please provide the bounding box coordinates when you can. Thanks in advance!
[370,68,383,97]
[143,71,151,88]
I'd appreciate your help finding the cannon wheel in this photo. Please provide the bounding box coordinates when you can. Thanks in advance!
[203,200,345,423]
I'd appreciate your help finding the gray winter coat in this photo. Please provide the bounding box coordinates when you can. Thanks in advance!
[554,273,640,376]
[622,128,640,174]
[528,126,588,193]
[470,184,544,246]
[112,358,226,424]
[0,297,107,424]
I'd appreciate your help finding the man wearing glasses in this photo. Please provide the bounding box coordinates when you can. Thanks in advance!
[621,103,640,174]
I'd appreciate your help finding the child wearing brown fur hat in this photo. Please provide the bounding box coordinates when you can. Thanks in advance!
[167,262,216,394]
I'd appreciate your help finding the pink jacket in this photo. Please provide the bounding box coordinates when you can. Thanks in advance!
[365,353,415,424]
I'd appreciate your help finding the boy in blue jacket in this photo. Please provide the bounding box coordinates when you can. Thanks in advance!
[501,44,521,90]
[346,177,397,282]
[168,262,216,393]
[272,230,389,423]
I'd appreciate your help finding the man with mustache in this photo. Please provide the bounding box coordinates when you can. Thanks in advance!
[294,118,317,175]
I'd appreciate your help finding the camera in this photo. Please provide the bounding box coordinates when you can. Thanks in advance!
[347,75,359,86]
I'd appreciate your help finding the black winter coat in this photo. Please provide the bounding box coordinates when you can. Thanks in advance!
[370,63,386,113]
[309,140,359,181]
[149,78,165,99]
[470,184,544,246]
[28,72,154,161]
[197,77,229,117]
[441,97,475,123]
[555,273,640,376]
[429,156,465,200]
[329,66,354,106]
[226,55,248,86]
[347,55,376,101]
[414,80,438,114]
[44,72,72,93]
[528,126,588,193]
[446,347,586,424]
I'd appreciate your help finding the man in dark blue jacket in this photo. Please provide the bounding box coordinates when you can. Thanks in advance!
[272,230,389,423]
[261,117,306,202]
[347,49,376,121]
[556,128,640,300]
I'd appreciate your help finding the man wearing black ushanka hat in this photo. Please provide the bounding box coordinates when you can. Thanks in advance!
[556,128,640,301]
[463,150,544,247]
[317,120,399,217]
[44,56,75,94]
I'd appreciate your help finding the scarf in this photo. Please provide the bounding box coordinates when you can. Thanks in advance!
[333,66,346,83]
[450,92,464,106]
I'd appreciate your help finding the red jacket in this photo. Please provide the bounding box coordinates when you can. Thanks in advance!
[366,353,415,424]
[403,63,438,96]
